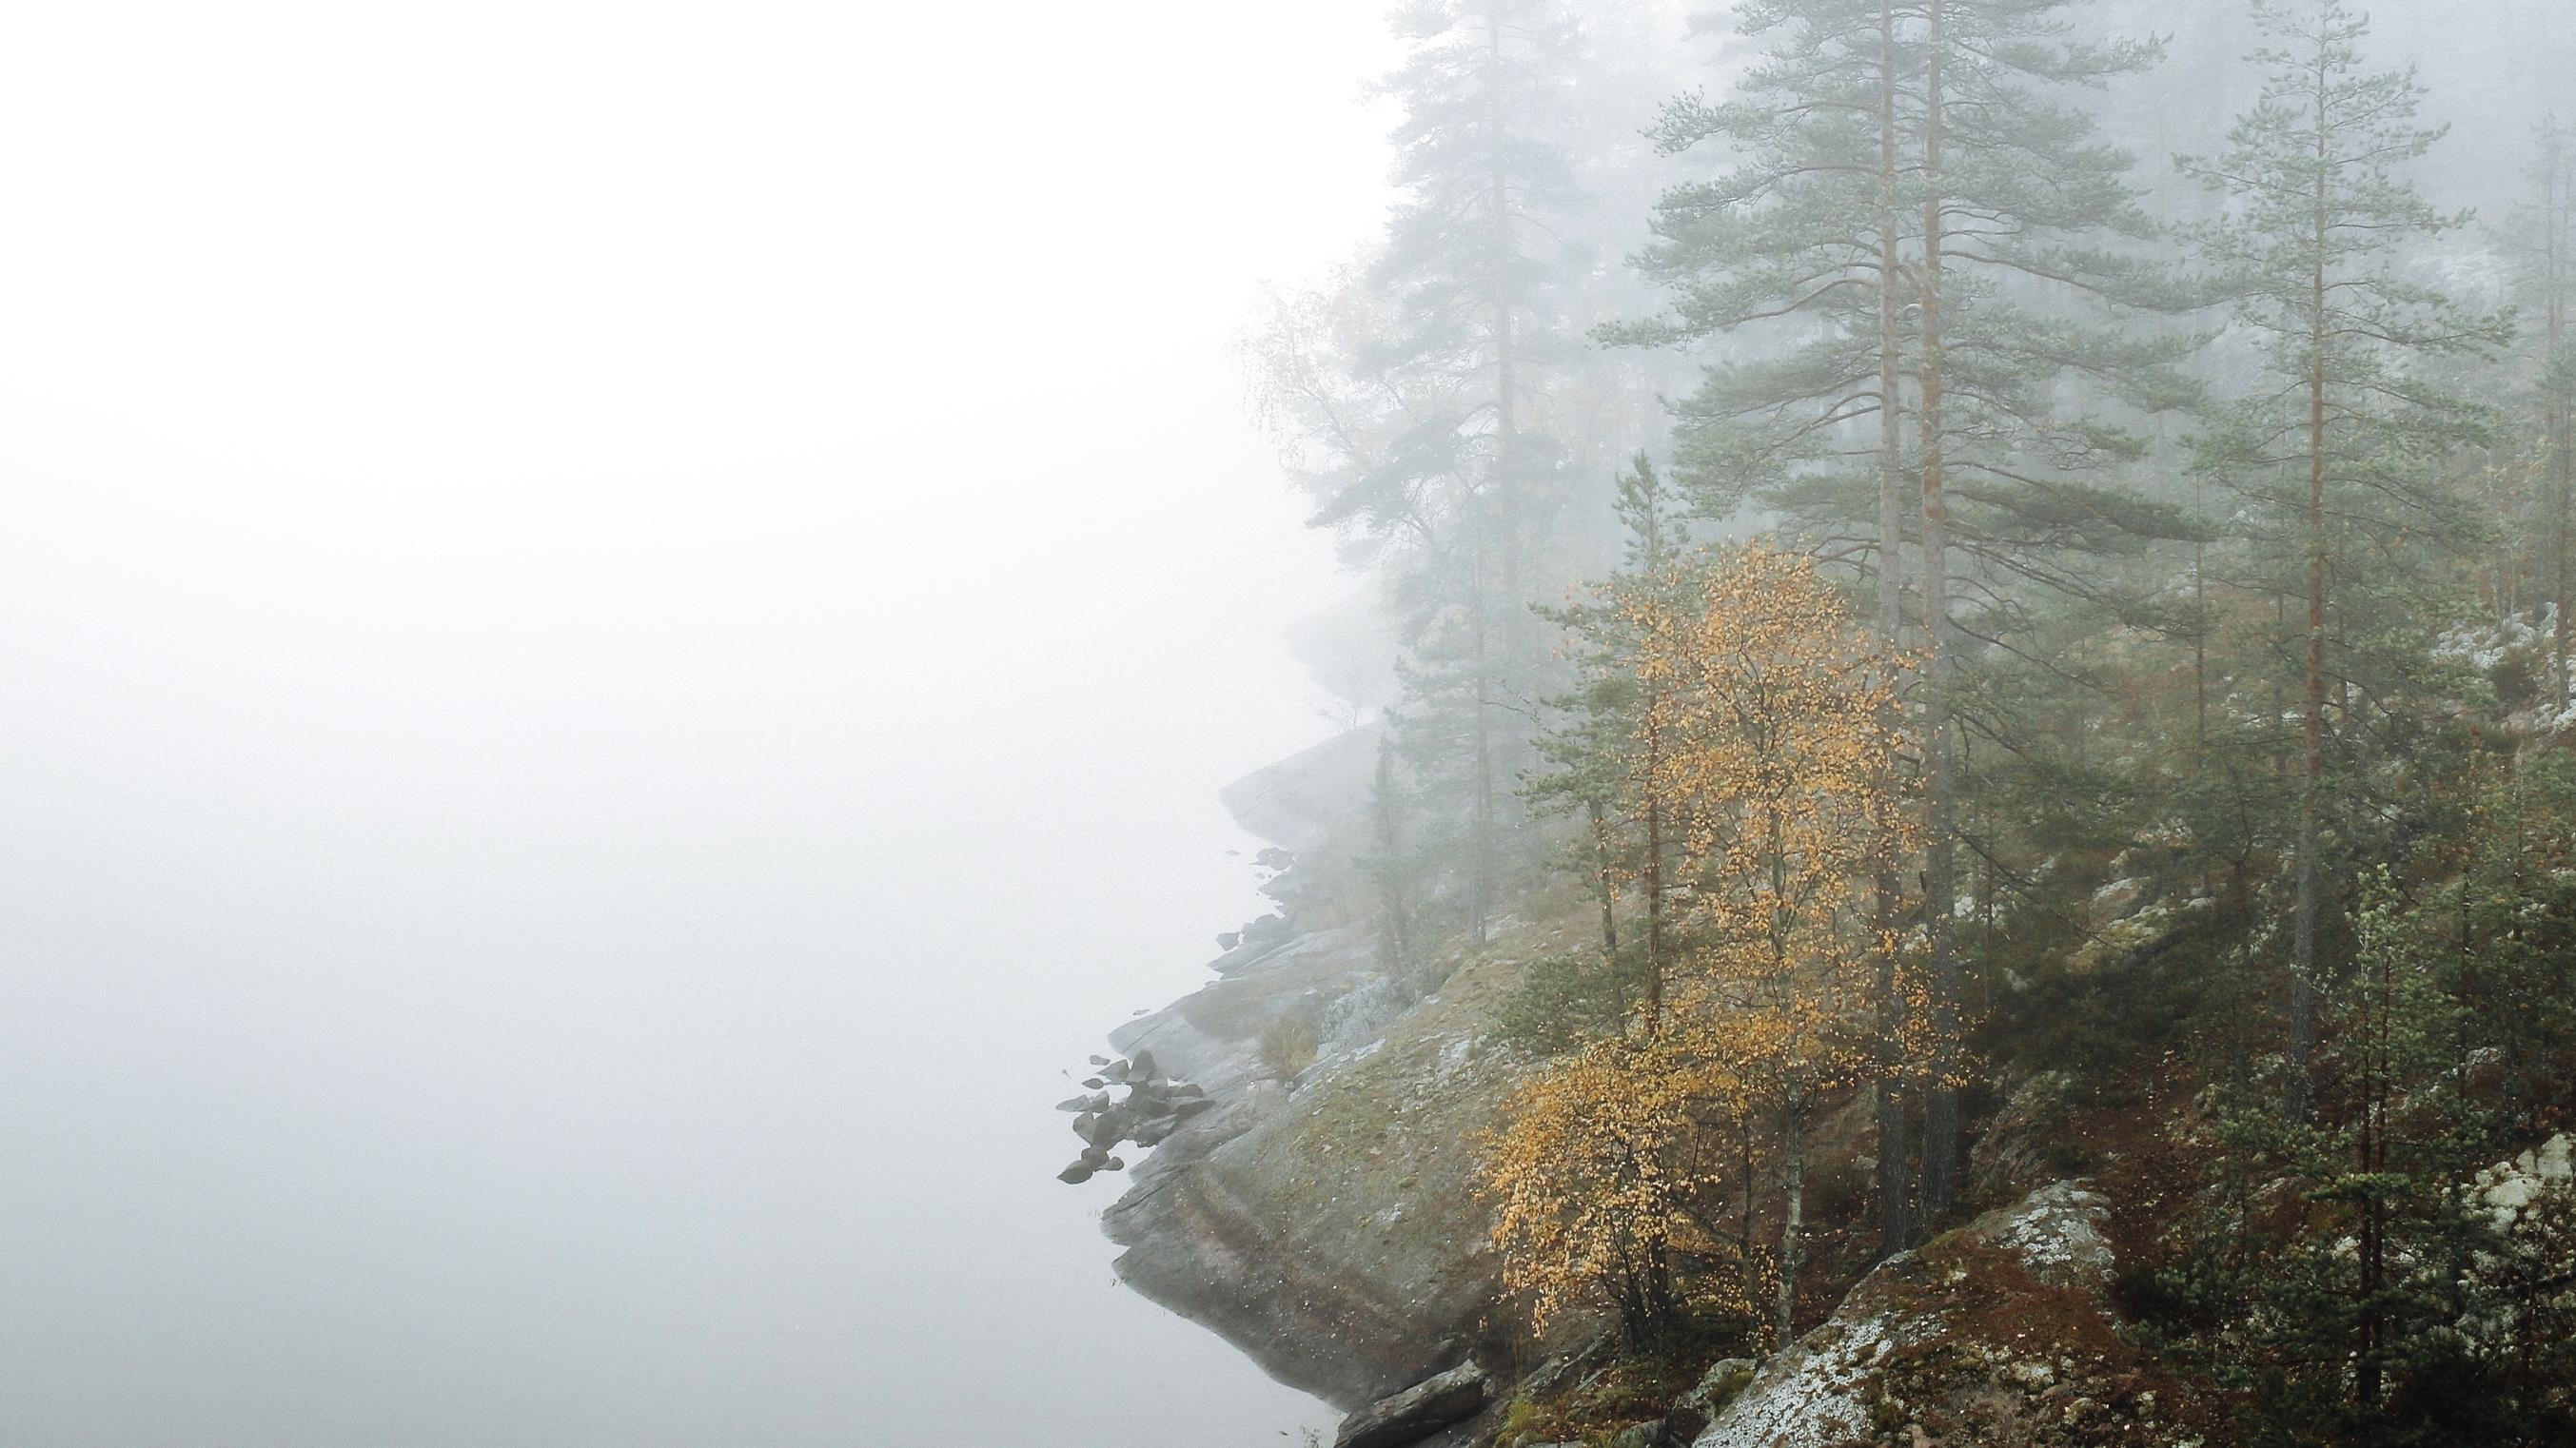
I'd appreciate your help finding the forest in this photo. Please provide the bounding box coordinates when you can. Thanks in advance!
[1075,1,2576,1444]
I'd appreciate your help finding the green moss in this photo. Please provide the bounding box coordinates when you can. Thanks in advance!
[1866,1380,1906,1434]
[1493,1391,1549,1447]
[1701,1357,1756,1411]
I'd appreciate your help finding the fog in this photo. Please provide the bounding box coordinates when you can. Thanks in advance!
[0,2,1393,1444]
[11,2,2576,1445]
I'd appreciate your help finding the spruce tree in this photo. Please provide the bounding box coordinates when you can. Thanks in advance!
[2204,832,2576,1445]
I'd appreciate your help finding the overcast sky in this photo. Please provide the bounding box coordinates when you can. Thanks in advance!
[0,3,1395,1444]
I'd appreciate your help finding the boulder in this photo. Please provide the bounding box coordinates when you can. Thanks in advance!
[1334,1361,1489,1448]
[2473,1131,2574,1225]
[1659,1357,1755,1443]
[1969,1180,2115,1291]
[1693,1183,2131,1448]
[1966,1071,2076,1203]
[1679,1358,1757,1412]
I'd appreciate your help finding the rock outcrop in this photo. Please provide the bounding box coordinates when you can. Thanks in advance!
[1096,734,1575,1409]
[1693,1182,2199,1448]
[1093,718,2238,1440]
[1099,922,1541,1405]
[1216,724,1382,861]
[2474,1131,2574,1225]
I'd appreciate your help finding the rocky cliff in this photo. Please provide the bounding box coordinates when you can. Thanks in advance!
[1081,722,2524,1448]
[1086,728,2170,1438]
[1090,718,1619,1410]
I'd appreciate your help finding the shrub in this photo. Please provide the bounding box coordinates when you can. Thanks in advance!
[1489,949,1648,1057]
[1258,1012,1320,1082]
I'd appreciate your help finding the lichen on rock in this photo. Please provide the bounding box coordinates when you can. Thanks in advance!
[1692,1181,2193,1448]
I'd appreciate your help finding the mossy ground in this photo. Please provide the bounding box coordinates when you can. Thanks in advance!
[1492,1316,1752,1446]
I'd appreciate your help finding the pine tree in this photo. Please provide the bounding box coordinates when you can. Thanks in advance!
[1249,0,1615,952]
[1621,0,2200,1227]
[1608,0,1926,1253]
[1903,0,2205,1218]
[1525,455,1692,1027]
[1370,0,1600,945]
[2500,117,2576,713]
[2178,0,2509,1119]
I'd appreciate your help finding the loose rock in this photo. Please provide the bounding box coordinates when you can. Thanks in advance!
[1334,1361,1489,1448]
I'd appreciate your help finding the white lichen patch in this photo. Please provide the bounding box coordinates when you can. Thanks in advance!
[2474,1133,2573,1226]
[1696,1184,2119,1448]
[2008,1359,2056,1389]
[1691,1312,1908,1448]
[1976,1182,2115,1292]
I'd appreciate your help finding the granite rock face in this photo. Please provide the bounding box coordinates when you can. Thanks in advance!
[1098,921,1539,1405]
[1095,729,1572,1409]
[2473,1131,2574,1225]
[1693,1182,2174,1448]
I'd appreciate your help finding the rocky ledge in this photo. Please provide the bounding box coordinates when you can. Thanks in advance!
[1094,726,1552,1409]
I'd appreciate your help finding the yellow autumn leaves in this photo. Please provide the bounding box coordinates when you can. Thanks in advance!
[1483,542,1937,1341]
[1630,543,1916,1079]
[1482,1036,1750,1333]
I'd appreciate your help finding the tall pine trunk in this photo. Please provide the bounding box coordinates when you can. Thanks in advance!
[1587,798,1619,956]
[2549,126,2570,713]
[1917,0,1962,1220]
[2289,49,2331,1122]
[1467,10,1518,950]
[1483,8,1520,599]
[1470,532,1497,948]
[1871,0,1915,1257]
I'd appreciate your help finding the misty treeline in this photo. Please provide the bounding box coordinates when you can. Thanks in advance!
[1238,0,2576,1439]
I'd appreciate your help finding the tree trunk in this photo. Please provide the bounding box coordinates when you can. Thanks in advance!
[1470,537,1496,949]
[2354,958,2388,1413]
[1778,1098,1810,1347]
[1587,798,1619,956]
[1644,733,1667,1035]
[2289,50,2331,1122]
[2550,128,2570,714]
[1372,738,1414,976]
[1871,0,1914,1258]
[1486,11,1520,606]
[1466,10,1517,951]
[1740,1117,1757,1264]
[1918,0,1962,1221]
